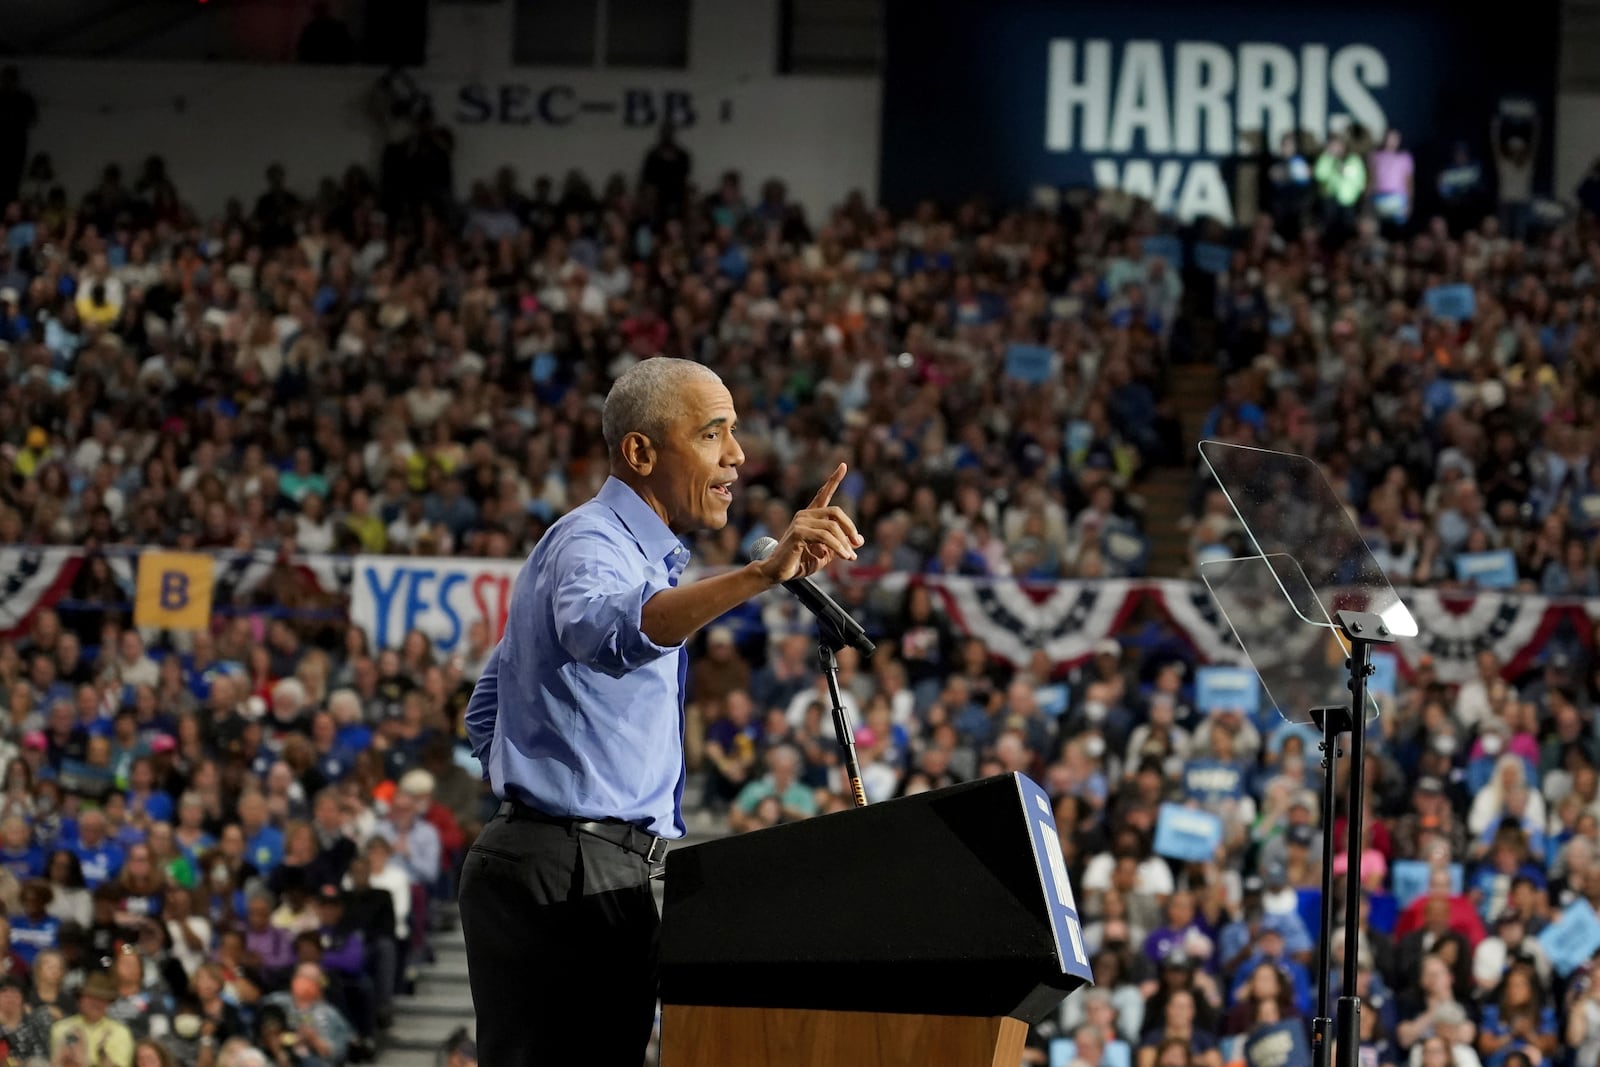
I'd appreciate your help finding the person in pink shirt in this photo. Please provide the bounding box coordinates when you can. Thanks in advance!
[1371,129,1415,232]
[1331,817,1389,890]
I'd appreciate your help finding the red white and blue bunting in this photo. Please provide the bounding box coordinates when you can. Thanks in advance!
[0,547,1596,684]
[929,577,1142,666]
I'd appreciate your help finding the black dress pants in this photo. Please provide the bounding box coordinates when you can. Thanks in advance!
[458,811,660,1066]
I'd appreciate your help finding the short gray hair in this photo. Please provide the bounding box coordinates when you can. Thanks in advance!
[327,688,362,722]
[271,676,306,714]
[232,1048,270,1067]
[602,357,722,458]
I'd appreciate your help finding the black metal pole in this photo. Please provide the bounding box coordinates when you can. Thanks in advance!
[1310,709,1342,1067]
[819,642,868,808]
[1337,637,1375,1067]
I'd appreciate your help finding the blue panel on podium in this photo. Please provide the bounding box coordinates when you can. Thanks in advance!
[1017,774,1092,982]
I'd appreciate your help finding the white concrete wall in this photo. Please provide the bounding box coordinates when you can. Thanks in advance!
[1556,91,1600,202]
[15,0,881,221]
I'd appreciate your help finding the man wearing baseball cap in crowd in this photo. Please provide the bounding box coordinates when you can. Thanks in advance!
[50,970,132,1066]
[1229,916,1314,1016]
[20,731,46,767]
[1394,776,1469,857]
[397,768,462,876]
[315,884,376,1042]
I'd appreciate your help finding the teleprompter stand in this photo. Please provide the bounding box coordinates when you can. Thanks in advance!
[1197,442,1416,1067]
[1307,611,1397,1067]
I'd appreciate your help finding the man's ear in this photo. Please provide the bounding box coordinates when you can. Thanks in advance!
[619,432,656,476]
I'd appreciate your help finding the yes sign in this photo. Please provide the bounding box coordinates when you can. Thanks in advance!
[350,556,520,652]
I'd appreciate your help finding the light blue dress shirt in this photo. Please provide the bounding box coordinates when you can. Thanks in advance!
[465,476,690,838]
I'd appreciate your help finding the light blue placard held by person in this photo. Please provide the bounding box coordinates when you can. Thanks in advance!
[1424,284,1476,322]
[1153,803,1223,863]
[1004,343,1054,384]
[1390,860,1462,907]
[1453,549,1518,589]
[1196,666,1260,716]
[1539,899,1600,976]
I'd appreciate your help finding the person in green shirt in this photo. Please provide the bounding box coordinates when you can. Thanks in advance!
[730,745,818,832]
[147,822,195,889]
[1314,133,1367,240]
[344,487,388,553]
[279,446,329,503]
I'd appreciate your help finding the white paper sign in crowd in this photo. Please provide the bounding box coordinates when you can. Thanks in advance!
[349,555,522,653]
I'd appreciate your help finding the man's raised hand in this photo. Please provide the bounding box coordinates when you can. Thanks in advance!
[754,463,864,584]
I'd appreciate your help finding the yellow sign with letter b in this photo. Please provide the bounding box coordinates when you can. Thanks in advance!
[134,552,214,631]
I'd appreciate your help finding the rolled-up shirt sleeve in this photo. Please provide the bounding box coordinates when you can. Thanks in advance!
[550,534,682,678]
[464,642,501,773]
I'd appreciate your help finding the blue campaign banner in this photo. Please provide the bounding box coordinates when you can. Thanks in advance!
[1369,651,1399,701]
[1196,665,1261,716]
[349,555,522,652]
[1194,242,1232,274]
[1153,803,1224,862]
[881,0,1557,223]
[1296,889,1322,947]
[1142,234,1183,269]
[1183,759,1245,802]
[1052,1039,1133,1067]
[1245,1020,1313,1067]
[1391,860,1462,907]
[1539,899,1600,977]
[1424,284,1477,322]
[1368,892,1398,935]
[1004,343,1055,383]
[1453,549,1519,589]
[1065,420,1095,456]
[1016,773,1095,982]
[1036,683,1071,717]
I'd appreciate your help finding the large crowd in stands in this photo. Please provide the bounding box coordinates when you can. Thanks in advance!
[0,600,479,1067]
[0,63,1590,1065]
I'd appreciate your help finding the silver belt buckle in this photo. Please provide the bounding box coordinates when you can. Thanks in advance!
[646,835,667,878]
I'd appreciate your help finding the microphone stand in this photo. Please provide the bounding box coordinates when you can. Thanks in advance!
[818,624,868,808]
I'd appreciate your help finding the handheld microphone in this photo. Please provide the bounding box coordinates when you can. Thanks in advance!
[750,536,876,656]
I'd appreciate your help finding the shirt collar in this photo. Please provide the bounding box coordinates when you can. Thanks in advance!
[597,476,689,571]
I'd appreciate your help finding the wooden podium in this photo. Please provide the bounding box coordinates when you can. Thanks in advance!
[663,1006,1028,1066]
[659,774,1094,1067]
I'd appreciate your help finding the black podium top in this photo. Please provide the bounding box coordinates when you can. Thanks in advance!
[660,773,1094,1022]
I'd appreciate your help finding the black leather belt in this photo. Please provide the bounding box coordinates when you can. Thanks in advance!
[496,799,667,864]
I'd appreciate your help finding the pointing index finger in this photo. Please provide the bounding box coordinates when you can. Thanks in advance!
[808,462,847,509]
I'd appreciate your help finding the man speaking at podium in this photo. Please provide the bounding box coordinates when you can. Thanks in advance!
[459,357,864,1066]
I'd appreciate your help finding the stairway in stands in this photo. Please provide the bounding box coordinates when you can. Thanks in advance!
[378,902,475,1067]
[1142,362,1222,577]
